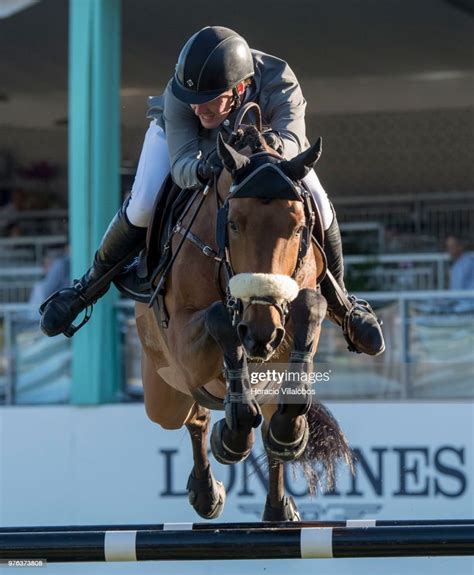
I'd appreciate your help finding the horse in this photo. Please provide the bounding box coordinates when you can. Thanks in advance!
[135,120,353,521]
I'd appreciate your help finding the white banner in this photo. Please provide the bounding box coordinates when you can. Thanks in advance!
[1,402,473,574]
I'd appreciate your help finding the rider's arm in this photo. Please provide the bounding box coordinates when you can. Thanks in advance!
[256,52,307,160]
[163,82,203,189]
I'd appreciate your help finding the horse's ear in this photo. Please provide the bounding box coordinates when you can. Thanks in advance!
[217,132,250,175]
[279,137,322,181]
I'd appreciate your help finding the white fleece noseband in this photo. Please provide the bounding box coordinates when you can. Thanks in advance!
[229,273,299,305]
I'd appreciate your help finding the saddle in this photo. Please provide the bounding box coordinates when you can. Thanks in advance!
[113,175,195,304]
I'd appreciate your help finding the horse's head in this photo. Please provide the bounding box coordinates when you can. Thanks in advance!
[216,128,322,360]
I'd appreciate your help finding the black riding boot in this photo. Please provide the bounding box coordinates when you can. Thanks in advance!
[39,205,146,337]
[321,208,385,356]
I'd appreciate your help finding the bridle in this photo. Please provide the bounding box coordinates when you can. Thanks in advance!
[215,150,316,327]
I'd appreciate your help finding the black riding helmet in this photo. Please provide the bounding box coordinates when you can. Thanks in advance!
[172,26,255,105]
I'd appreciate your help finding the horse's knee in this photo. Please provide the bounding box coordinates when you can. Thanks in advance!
[205,301,239,348]
[292,288,327,325]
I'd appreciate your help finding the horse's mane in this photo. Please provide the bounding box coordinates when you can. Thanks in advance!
[232,125,267,154]
[228,125,276,205]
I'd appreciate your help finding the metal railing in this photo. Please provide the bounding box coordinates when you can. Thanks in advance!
[0,267,44,303]
[0,304,71,404]
[117,291,474,402]
[1,210,69,236]
[1,189,471,259]
[0,235,67,266]
[314,290,474,400]
[0,244,455,302]
[1,291,473,405]
[344,252,452,291]
[335,190,474,252]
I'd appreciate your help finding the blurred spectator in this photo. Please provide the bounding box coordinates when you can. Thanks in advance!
[29,246,70,306]
[5,220,23,238]
[445,235,474,290]
[0,189,26,236]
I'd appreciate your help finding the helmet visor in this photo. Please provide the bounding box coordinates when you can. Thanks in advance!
[171,77,231,105]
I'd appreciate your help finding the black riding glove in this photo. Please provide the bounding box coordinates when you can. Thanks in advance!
[262,130,284,155]
[197,149,223,183]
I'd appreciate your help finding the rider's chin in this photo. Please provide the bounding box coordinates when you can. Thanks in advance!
[199,114,215,126]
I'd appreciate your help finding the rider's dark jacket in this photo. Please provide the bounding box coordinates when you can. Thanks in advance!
[148,49,308,190]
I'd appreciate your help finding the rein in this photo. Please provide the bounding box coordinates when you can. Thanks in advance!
[148,179,215,309]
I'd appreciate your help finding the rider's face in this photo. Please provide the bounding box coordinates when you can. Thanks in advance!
[191,89,236,129]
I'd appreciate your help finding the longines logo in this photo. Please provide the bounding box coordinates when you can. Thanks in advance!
[158,444,468,518]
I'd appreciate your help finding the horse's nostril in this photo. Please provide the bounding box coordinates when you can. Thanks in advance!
[272,327,286,350]
[237,322,248,343]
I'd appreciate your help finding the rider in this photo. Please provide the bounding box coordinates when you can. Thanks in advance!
[40,26,385,356]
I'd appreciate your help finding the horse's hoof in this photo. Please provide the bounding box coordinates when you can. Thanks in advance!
[262,495,301,522]
[210,418,254,465]
[186,465,226,520]
[263,416,309,462]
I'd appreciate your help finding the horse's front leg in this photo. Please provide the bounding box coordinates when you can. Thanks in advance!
[185,404,226,519]
[264,288,327,462]
[205,301,262,464]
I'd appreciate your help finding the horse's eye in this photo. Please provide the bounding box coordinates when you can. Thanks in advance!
[229,221,238,232]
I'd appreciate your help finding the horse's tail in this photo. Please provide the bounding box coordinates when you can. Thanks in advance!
[293,400,354,495]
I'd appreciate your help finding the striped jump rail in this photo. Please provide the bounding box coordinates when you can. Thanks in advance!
[0,524,473,562]
[1,518,473,533]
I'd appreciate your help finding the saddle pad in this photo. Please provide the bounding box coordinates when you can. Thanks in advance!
[113,176,192,303]
[146,174,182,274]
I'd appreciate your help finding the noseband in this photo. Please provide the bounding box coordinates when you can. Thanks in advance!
[215,154,316,326]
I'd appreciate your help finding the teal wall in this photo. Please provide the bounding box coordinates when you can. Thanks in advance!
[68,0,122,403]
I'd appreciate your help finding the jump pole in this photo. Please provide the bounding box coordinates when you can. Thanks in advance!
[1,518,473,533]
[1,525,473,562]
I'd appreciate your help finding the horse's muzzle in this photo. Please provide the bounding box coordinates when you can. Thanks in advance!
[229,272,297,359]
[237,321,285,360]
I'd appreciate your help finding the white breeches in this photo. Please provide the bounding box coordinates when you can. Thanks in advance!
[126,120,334,230]
[302,169,334,230]
[126,121,170,227]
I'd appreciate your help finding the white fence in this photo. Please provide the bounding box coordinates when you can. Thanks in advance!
[0,303,71,404]
[0,248,456,304]
[1,291,472,405]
